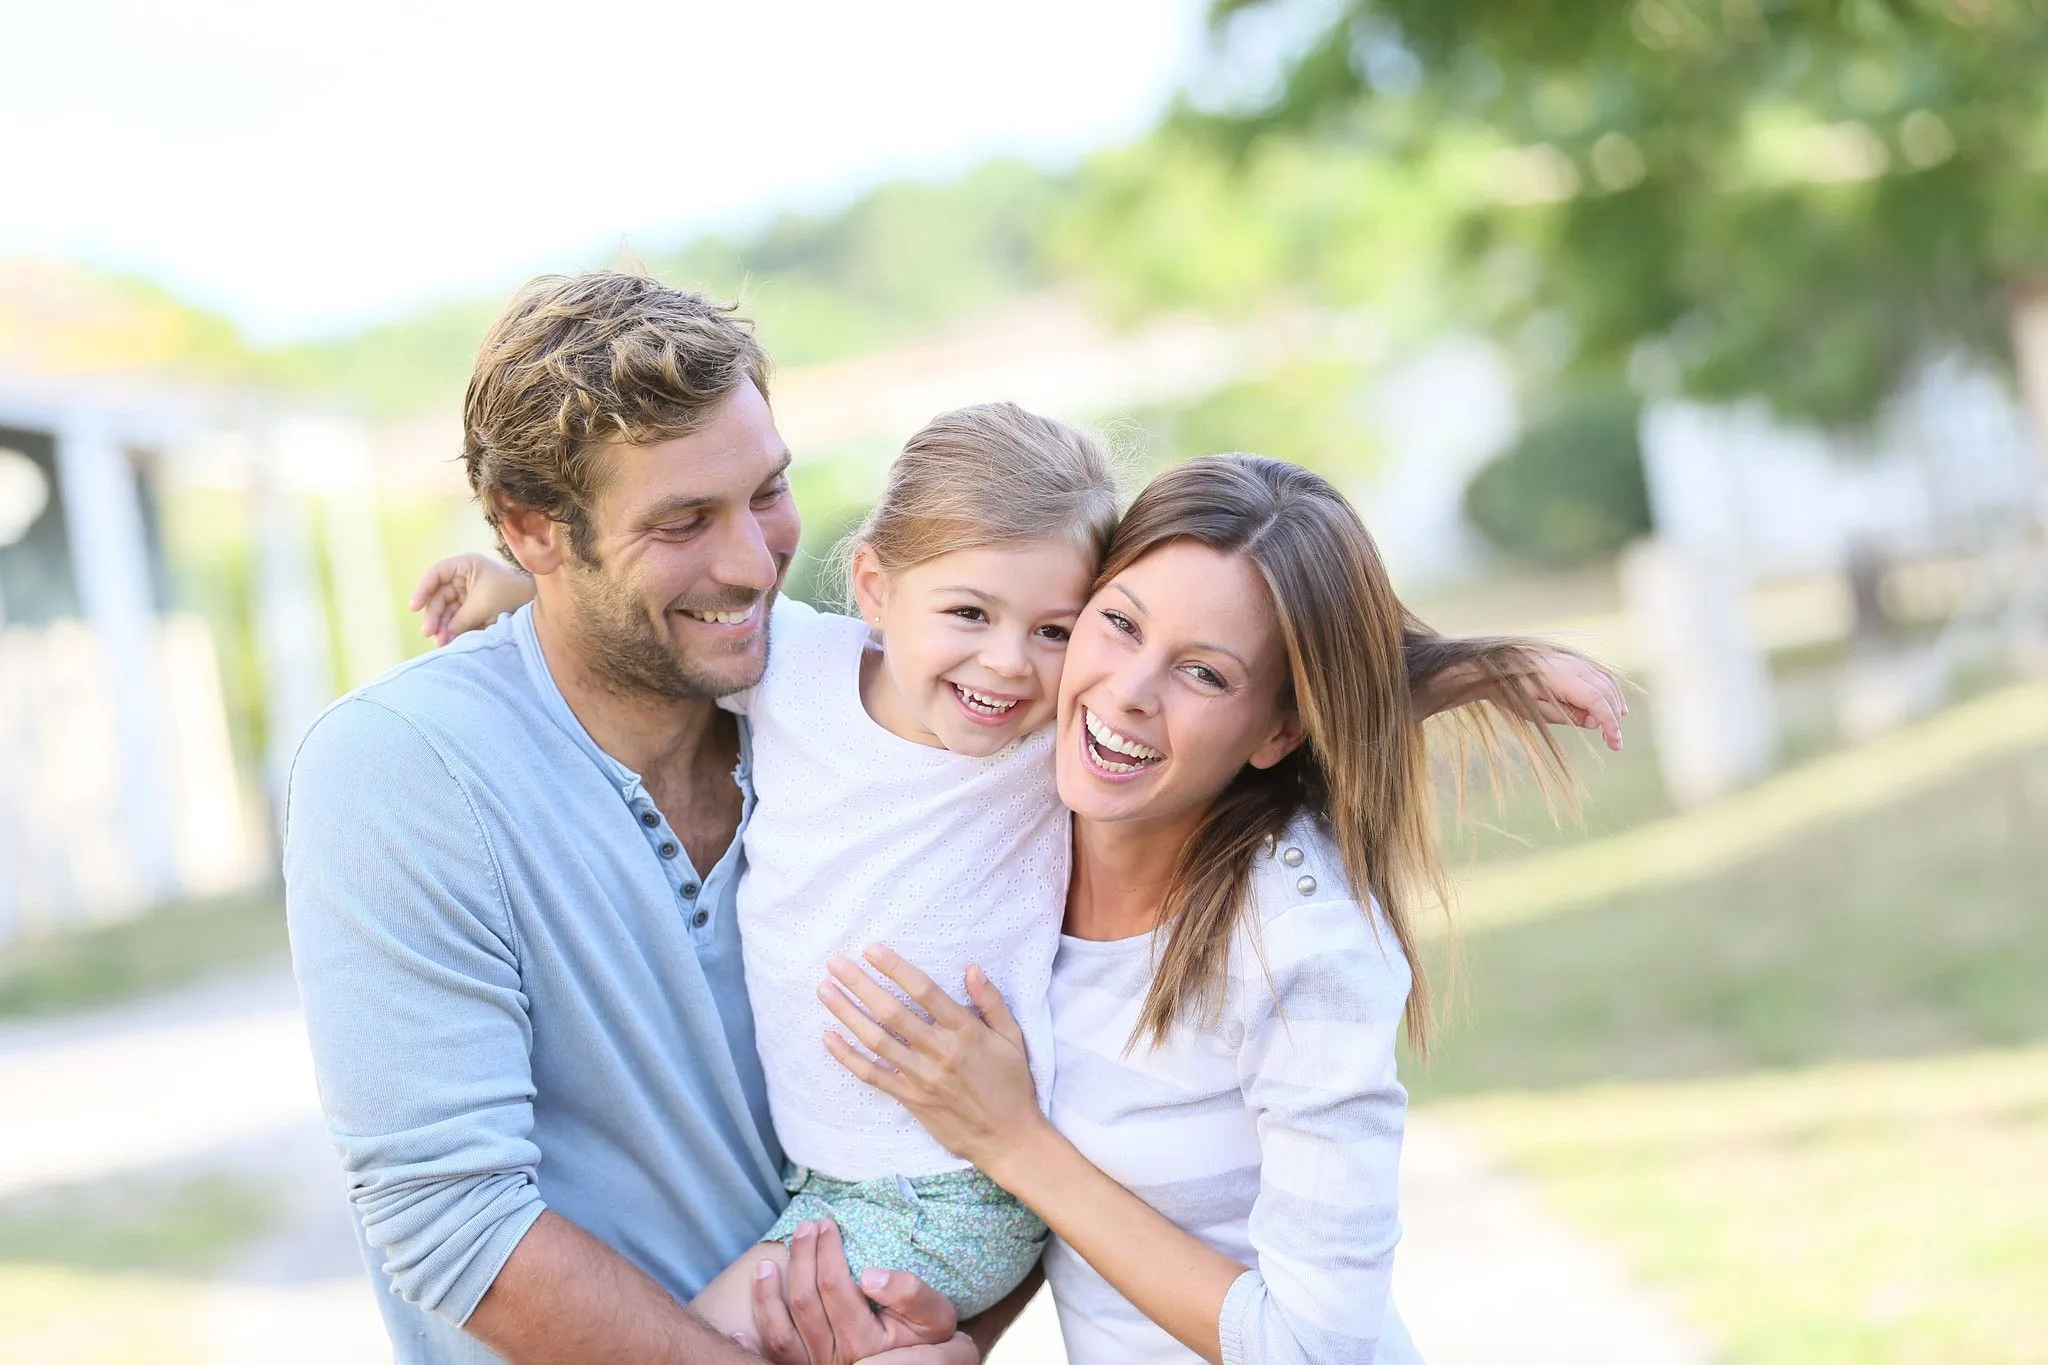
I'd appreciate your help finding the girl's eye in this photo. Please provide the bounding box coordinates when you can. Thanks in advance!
[1035,624,1071,643]
[949,606,989,623]
[1101,609,1137,637]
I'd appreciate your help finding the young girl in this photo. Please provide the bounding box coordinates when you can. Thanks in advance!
[415,406,1628,1350]
[418,402,1115,1336]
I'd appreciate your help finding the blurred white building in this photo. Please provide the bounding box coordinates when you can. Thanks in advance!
[0,377,396,944]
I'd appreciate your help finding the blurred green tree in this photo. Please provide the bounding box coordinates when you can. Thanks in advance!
[1196,0,2048,428]
[1463,387,1651,565]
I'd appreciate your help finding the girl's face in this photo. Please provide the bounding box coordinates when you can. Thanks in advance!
[853,538,1096,757]
[1055,540,1303,829]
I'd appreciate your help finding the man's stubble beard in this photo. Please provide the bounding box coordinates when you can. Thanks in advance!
[560,556,778,704]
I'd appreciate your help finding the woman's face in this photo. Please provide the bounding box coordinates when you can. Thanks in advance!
[1055,540,1304,830]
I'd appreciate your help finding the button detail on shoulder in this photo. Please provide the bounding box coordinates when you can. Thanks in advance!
[1295,875,1318,896]
[1281,846,1304,867]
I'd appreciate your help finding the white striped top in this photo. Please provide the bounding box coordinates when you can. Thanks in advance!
[1043,814,1425,1365]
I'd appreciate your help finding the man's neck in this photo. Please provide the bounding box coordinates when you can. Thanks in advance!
[1064,806,1207,942]
[530,597,728,783]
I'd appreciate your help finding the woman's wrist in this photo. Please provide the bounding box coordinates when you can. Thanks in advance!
[977,1114,1071,1204]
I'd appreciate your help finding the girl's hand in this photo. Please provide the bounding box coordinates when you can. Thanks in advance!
[1514,650,1629,751]
[407,553,536,647]
[818,947,1042,1176]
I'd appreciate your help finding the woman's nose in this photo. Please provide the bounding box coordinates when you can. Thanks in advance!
[1105,658,1161,716]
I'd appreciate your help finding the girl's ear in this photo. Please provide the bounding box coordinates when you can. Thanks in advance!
[849,543,889,626]
[1246,712,1306,771]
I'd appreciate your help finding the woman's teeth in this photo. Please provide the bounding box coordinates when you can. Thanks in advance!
[953,684,1020,716]
[686,606,754,625]
[1084,708,1163,771]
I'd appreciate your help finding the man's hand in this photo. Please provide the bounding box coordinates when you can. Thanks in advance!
[745,1220,965,1365]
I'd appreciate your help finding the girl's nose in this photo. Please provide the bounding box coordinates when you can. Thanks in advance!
[982,633,1031,678]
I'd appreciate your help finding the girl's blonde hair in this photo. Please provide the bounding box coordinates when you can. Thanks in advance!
[845,403,1120,592]
[1109,454,1582,1056]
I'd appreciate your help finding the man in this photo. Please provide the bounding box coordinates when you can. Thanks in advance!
[286,271,996,1364]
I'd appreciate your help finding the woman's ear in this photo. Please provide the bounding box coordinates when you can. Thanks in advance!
[849,543,889,627]
[1246,712,1306,771]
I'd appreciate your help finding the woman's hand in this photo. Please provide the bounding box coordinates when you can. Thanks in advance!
[818,947,1043,1178]
[1513,649,1629,751]
[408,552,536,647]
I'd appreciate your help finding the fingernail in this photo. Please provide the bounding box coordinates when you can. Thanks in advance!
[861,1268,891,1292]
[756,1260,775,1280]
[795,1220,814,1239]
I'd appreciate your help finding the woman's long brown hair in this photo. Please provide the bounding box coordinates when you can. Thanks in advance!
[1112,454,1579,1055]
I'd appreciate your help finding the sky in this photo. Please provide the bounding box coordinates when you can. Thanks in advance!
[1,0,1207,340]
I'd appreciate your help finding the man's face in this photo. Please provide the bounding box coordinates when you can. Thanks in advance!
[553,380,800,701]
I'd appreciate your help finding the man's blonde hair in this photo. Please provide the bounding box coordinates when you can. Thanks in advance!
[462,270,770,561]
[848,402,1121,591]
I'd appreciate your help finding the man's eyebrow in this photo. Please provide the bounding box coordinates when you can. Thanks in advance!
[635,450,794,524]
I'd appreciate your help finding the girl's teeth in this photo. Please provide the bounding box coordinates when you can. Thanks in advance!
[955,685,1019,714]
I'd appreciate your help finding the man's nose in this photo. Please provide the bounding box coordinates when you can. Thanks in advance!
[711,509,780,592]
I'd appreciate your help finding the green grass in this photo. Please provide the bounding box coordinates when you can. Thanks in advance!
[0,1173,281,1365]
[1410,723,2048,1364]
[1436,1047,2048,1365]
[0,892,287,1020]
[0,1173,278,1275]
[1412,741,2048,1098]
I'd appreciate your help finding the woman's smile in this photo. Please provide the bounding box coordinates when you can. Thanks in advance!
[1078,706,1165,777]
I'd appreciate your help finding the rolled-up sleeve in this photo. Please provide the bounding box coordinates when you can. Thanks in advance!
[1220,899,1412,1365]
[284,697,546,1324]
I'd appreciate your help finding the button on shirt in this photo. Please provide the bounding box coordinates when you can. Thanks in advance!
[284,604,783,1364]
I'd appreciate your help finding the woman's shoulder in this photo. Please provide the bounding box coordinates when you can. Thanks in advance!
[1242,812,1357,925]
[1228,812,1412,1017]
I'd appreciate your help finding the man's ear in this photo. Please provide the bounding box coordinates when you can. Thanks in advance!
[495,493,567,576]
[849,543,889,626]
[1246,712,1306,771]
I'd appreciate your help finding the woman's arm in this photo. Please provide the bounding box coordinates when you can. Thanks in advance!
[1213,900,1409,1363]
[818,950,1249,1364]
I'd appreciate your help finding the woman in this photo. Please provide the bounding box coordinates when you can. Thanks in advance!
[817,454,1596,1364]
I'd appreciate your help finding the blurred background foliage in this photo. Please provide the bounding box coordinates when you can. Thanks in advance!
[1199,0,2048,428]
[1464,386,1651,566]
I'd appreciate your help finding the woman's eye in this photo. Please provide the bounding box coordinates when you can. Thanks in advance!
[1185,664,1225,689]
[1101,610,1137,637]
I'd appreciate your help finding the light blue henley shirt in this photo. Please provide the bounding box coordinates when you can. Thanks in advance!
[284,604,786,1364]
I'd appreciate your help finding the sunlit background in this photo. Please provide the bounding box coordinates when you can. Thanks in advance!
[3,2,2045,1362]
